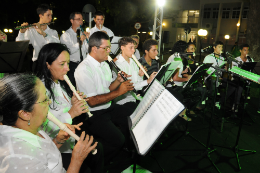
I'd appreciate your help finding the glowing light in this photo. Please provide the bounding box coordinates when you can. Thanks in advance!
[4,29,8,33]
[62,30,65,34]
[86,27,90,32]
[162,23,166,26]
[53,17,57,20]
[142,32,146,33]
[237,23,240,27]
[198,29,207,36]
[138,32,140,33]
[9,29,13,33]
[157,0,165,7]
[224,35,230,39]
[149,32,153,35]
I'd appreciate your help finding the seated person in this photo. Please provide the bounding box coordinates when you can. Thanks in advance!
[113,37,156,110]
[75,31,135,164]
[0,73,97,173]
[139,39,160,76]
[35,43,103,172]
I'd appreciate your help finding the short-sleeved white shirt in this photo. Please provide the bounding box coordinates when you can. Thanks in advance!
[203,53,226,77]
[167,54,184,86]
[75,54,113,111]
[232,56,254,67]
[112,54,147,104]
[0,125,65,173]
[89,25,114,37]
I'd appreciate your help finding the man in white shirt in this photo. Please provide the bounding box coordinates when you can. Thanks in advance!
[60,12,89,86]
[131,35,141,60]
[16,4,59,71]
[75,31,135,164]
[89,11,114,38]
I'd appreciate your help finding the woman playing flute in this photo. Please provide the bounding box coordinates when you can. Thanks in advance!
[0,73,97,173]
[35,43,104,173]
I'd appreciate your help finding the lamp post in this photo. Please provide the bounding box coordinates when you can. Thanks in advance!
[236,23,240,42]
[198,29,208,62]
[152,0,165,57]
[224,34,230,52]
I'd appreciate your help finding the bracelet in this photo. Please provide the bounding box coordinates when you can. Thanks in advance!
[54,137,65,144]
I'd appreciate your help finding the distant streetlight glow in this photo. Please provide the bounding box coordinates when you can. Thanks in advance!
[4,29,8,33]
[157,0,165,7]
[62,30,65,34]
[149,32,153,35]
[224,35,230,39]
[198,29,207,36]
[53,17,57,21]
[142,32,146,33]
[9,29,13,33]
[237,23,240,27]
[86,27,90,32]
[162,23,166,26]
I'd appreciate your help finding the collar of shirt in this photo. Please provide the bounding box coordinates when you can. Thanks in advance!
[86,54,107,67]
[0,125,46,148]
[94,25,106,31]
[117,54,134,64]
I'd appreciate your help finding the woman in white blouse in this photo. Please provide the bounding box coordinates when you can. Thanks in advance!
[35,43,104,173]
[0,73,97,173]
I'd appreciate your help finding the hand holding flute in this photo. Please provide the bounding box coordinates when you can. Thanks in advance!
[47,112,97,154]
[64,75,93,118]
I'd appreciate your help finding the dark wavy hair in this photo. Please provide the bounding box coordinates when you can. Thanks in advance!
[172,40,187,53]
[119,37,135,50]
[143,39,158,54]
[37,4,51,15]
[0,73,39,126]
[35,43,72,109]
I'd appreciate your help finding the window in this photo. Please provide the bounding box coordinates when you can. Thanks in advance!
[203,8,211,18]
[232,7,240,19]
[222,8,230,19]
[212,8,219,19]
[242,7,249,19]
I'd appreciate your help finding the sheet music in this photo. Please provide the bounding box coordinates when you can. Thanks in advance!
[110,36,122,54]
[130,79,164,127]
[131,82,185,155]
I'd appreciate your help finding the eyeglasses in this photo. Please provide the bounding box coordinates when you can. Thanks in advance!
[73,18,83,21]
[35,96,50,104]
[97,46,111,51]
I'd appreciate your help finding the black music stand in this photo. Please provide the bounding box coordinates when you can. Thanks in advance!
[0,41,29,73]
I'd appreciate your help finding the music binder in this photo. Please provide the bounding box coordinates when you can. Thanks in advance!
[128,79,185,155]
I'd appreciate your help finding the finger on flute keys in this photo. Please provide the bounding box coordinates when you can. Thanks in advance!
[119,80,134,95]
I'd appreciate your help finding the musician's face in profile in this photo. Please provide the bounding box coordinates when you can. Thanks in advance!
[240,47,249,56]
[121,43,135,58]
[146,45,158,59]
[30,80,50,129]
[187,44,196,53]
[96,39,111,62]
[213,44,223,54]
[71,14,83,28]
[40,9,53,23]
[133,38,139,49]
[46,51,70,82]
[94,15,105,27]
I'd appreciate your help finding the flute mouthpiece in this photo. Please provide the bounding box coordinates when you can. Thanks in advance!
[107,56,113,62]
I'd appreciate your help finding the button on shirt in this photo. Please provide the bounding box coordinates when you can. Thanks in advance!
[167,54,184,86]
[203,53,226,77]
[41,81,74,154]
[16,26,59,61]
[60,27,88,63]
[75,54,112,111]
[0,125,65,173]
[89,25,114,37]
[112,54,147,105]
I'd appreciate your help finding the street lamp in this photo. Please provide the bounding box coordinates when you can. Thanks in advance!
[198,29,208,62]
[237,23,240,27]
[4,29,8,33]
[157,0,165,6]
[8,29,13,33]
[149,32,153,36]
[224,35,230,52]
[86,27,90,32]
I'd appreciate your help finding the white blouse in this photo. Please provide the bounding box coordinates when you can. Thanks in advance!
[42,81,74,153]
[0,125,65,173]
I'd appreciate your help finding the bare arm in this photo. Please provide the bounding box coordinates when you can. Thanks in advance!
[172,69,190,82]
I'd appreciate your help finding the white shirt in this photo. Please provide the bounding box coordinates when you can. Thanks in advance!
[112,54,147,105]
[60,27,88,63]
[232,56,254,67]
[75,54,112,111]
[16,26,59,61]
[134,49,141,60]
[167,54,184,86]
[203,53,226,77]
[0,125,65,173]
[89,25,114,37]
[42,81,74,153]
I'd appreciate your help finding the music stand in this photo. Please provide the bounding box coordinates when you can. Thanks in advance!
[0,41,29,73]
[110,36,122,55]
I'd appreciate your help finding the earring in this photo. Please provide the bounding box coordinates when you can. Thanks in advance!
[28,120,30,126]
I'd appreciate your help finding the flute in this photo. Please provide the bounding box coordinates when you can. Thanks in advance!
[99,24,102,30]
[47,112,97,155]
[131,54,150,79]
[107,56,137,93]
[63,75,93,118]
[15,22,54,30]
[79,25,89,43]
